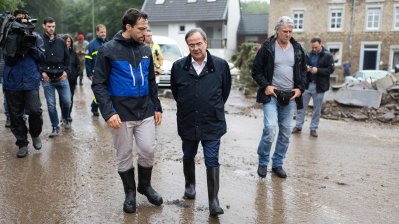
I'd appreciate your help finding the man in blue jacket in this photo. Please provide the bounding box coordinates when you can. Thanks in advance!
[92,8,163,213]
[85,24,107,116]
[171,28,231,216]
[3,9,46,158]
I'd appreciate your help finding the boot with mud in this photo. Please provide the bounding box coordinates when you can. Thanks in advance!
[118,168,136,213]
[137,165,163,206]
[183,159,196,199]
[207,167,224,216]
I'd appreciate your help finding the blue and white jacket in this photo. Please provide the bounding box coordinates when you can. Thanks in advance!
[91,31,162,122]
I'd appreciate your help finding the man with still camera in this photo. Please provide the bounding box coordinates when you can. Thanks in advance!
[2,9,46,158]
[41,16,71,136]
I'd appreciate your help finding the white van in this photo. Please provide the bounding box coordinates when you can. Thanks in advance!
[152,35,184,88]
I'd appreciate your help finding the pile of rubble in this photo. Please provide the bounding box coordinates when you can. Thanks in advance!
[322,73,399,124]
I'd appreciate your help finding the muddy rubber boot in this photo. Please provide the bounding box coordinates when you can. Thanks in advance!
[183,159,196,199]
[207,167,224,216]
[137,165,163,206]
[118,168,136,213]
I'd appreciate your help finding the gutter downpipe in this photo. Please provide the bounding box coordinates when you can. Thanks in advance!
[349,0,356,65]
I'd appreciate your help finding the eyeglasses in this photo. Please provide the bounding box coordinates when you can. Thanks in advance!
[188,42,205,49]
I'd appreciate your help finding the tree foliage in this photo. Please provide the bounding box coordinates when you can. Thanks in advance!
[1,0,144,40]
[241,1,269,14]
[0,0,23,13]
[61,0,144,40]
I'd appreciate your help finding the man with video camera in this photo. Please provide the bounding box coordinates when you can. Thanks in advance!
[1,9,45,158]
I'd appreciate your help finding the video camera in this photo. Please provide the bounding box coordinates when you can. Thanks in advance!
[0,10,37,58]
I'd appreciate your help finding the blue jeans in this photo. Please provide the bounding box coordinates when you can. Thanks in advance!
[257,97,295,168]
[182,139,221,168]
[42,79,71,128]
[295,83,325,131]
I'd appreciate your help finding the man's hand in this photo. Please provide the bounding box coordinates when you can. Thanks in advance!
[308,67,318,74]
[106,114,122,129]
[264,85,277,98]
[42,72,50,82]
[60,71,68,80]
[291,88,301,99]
[154,112,162,125]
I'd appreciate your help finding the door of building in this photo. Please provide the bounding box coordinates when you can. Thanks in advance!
[361,44,380,70]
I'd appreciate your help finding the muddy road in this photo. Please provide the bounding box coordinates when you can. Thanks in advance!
[1,80,398,224]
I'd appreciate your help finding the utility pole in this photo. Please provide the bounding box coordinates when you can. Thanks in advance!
[92,0,95,40]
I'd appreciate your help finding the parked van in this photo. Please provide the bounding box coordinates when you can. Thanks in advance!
[152,35,184,88]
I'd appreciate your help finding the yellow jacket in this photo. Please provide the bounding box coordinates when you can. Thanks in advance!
[151,43,163,75]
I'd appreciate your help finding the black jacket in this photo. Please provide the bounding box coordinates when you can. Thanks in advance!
[171,51,231,141]
[251,35,307,109]
[305,47,335,93]
[40,33,70,79]
[67,47,80,85]
[92,31,161,122]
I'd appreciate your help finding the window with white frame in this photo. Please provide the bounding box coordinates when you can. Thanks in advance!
[187,0,197,3]
[389,46,399,72]
[155,0,165,4]
[394,6,399,29]
[293,10,304,31]
[326,43,343,66]
[365,7,381,31]
[329,8,343,31]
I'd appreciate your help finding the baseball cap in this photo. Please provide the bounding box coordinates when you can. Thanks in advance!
[77,34,84,40]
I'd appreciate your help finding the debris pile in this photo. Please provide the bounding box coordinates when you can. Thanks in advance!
[323,73,399,124]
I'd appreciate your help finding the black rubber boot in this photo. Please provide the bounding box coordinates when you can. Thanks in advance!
[118,168,136,213]
[183,159,196,199]
[207,167,224,216]
[137,165,163,206]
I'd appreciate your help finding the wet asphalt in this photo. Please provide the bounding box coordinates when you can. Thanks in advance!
[0,78,398,224]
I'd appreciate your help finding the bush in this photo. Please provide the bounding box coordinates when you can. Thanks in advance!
[233,42,261,96]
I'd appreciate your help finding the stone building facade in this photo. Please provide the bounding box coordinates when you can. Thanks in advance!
[269,0,399,81]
